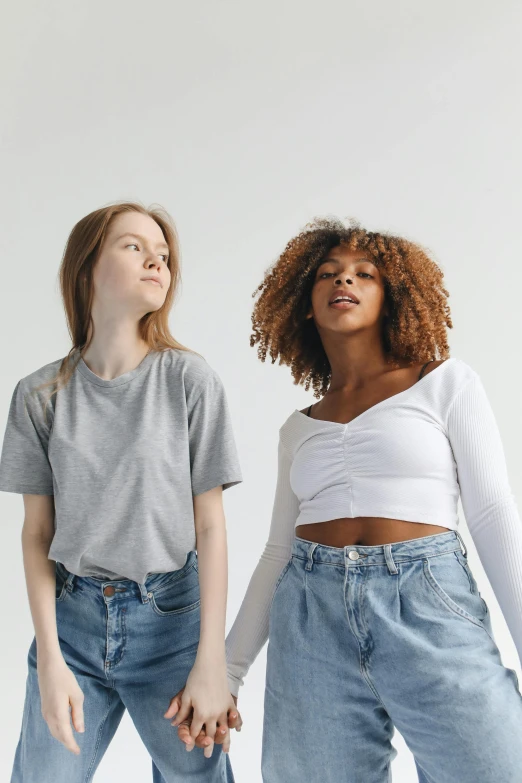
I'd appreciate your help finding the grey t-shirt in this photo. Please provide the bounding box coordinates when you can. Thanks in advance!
[0,348,243,583]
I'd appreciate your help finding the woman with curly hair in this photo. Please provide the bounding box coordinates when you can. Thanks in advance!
[222,218,522,782]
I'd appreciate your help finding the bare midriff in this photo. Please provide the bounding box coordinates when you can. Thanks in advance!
[295,517,451,547]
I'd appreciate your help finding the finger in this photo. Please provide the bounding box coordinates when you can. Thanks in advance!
[177,722,206,748]
[205,719,217,743]
[215,720,230,750]
[203,734,215,759]
[214,723,227,744]
[194,728,211,749]
[189,714,204,740]
[70,694,85,734]
[177,722,191,741]
[227,708,241,730]
[177,722,196,746]
[50,715,81,755]
[164,693,182,720]
[171,699,192,727]
[178,720,196,751]
[222,725,231,754]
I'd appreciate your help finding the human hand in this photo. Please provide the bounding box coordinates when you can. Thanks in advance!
[37,654,85,755]
[163,663,238,758]
[165,689,242,755]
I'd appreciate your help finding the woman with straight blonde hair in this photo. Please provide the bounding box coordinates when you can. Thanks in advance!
[0,201,243,782]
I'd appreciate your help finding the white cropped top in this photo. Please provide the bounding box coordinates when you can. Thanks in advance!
[225,357,522,696]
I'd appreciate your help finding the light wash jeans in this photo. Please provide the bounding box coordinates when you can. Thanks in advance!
[263,530,522,782]
[11,549,234,783]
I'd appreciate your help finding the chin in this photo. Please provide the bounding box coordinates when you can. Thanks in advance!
[139,295,164,313]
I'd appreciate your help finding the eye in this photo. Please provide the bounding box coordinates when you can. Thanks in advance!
[318,271,373,279]
[126,243,139,251]
[159,254,169,263]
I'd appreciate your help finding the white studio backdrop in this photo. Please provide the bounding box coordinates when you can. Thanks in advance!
[1,1,521,780]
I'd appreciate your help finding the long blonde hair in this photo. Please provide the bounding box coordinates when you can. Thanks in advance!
[33,200,197,420]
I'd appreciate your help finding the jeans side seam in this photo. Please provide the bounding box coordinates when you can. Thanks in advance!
[85,688,116,782]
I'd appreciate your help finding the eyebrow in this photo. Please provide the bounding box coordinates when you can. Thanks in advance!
[115,232,169,252]
[319,257,374,267]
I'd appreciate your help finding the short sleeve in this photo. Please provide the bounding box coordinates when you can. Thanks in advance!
[0,379,54,495]
[187,368,242,496]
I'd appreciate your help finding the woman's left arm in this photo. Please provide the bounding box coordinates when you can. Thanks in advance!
[446,371,522,667]
[163,363,243,756]
[172,487,234,756]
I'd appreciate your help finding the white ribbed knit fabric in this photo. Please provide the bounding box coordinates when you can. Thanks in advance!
[225,357,522,697]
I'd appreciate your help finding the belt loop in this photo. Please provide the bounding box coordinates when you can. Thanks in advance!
[65,572,76,593]
[384,543,398,575]
[305,542,318,571]
[138,582,150,602]
[455,529,467,557]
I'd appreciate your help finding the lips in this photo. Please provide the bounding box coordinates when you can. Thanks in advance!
[329,290,359,305]
[141,277,161,287]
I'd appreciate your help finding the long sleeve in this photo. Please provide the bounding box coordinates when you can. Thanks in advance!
[446,373,522,665]
[225,436,299,697]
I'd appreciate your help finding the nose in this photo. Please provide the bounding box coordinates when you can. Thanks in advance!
[335,276,353,284]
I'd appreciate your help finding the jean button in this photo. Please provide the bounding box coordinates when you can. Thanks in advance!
[348,550,360,560]
[147,592,153,598]
[103,585,115,597]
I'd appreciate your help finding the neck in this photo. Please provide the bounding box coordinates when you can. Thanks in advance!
[81,316,150,381]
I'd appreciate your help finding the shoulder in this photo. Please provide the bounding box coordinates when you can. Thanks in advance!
[158,348,227,399]
[18,356,66,392]
[440,356,479,389]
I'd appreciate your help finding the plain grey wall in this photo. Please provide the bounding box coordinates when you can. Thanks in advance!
[1,1,521,780]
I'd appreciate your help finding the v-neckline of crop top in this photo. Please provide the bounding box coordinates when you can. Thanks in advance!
[294,357,457,428]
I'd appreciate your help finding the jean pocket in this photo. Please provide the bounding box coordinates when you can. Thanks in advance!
[55,562,68,602]
[423,550,489,628]
[268,558,293,614]
[149,564,201,616]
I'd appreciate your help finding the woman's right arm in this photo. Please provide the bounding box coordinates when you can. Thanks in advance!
[22,493,85,755]
[0,379,85,753]
[225,435,300,697]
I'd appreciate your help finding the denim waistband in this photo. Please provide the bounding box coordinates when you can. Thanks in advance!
[291,529,467,573]
[55,549,198,602]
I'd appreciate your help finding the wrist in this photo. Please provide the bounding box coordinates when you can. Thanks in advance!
[195,645,226,668]
[35,639,63,663]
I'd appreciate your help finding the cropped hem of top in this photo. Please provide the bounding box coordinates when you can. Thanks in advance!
[224,356,522,698]
[0,348,243,584]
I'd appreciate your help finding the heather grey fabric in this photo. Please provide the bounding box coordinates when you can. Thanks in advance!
[0,348,242,583]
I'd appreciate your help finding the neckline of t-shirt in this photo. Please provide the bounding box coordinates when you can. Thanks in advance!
[293,357,459,428]
[76,348,160,387]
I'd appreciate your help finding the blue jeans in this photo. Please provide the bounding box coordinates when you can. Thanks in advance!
[263,530,522,782]
[11,550,234,783]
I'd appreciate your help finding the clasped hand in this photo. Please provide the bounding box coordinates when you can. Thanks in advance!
[163,662,243,758]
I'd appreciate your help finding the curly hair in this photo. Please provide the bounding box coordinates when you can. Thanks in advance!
[250,217,453,398]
